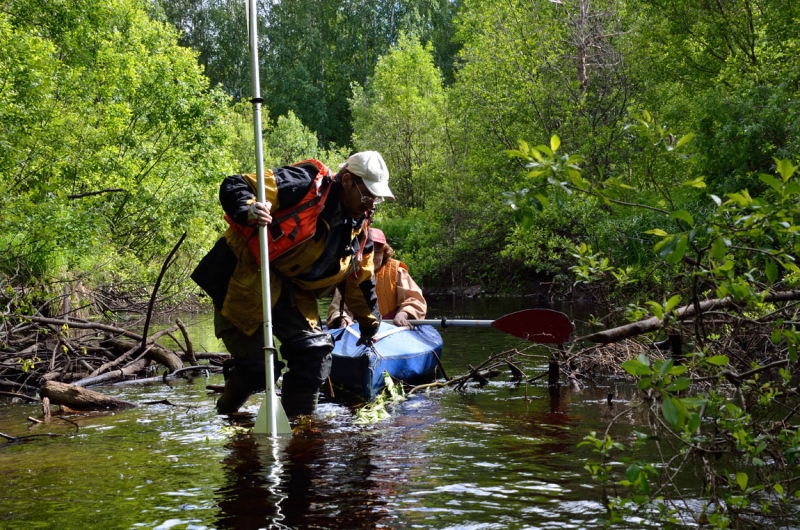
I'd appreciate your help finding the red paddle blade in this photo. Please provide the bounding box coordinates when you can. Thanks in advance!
[491,309,573,343]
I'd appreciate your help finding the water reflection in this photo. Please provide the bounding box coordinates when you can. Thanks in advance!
[215,432,286,529]
[214,400,441,529]
[209,386,610,530]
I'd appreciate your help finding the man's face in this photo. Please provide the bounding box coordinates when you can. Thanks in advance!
[342,172,381,218]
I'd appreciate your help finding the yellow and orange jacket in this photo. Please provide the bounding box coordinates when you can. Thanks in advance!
[327,257,426,326]
[192,160,380,337]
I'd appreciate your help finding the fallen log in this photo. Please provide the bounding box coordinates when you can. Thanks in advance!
[104,337,183,372]
[40,380,136,410]
[72,357,150,387]
[578,289,800,344]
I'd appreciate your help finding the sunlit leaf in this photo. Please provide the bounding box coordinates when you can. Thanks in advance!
[774,158,796,182]
[646,301,664,320]
[674,132,694,148]
[682,176,706,188]
[704,355,729,366]
[664,294,681,314]
[669,210,694,227]
[736,472,748,491]
[758,173,782,191]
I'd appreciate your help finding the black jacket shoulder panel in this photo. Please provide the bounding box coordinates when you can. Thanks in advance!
[274,165,318,209]
[219,174,256,226]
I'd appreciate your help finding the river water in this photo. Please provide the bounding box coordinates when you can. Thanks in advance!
[0,296,660,529]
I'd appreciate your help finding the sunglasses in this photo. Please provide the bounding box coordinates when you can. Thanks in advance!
[352,176,384,205]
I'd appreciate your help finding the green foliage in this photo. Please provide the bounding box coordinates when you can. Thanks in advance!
[260,0,458,148]
[0,0,234,303]
[510,109,800,525]
[501,200,597,275]
[580,347,800,526]
[351,33,447,212]
[354,371,407,425]
[17,356,40,373]
[372,210,446,286]
[265,110,324,168]
[629,0,800,193]
[149,0,250,100]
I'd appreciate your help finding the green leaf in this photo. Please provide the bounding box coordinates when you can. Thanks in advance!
[774,158,796,182]
[680,397,708,408]
[658,359,674,378]
[765,259,778,284]
[654,234,677,258]
[669,210,694,227]
[736,472,748,492]
[622,360,643,375]
[550,135,561,152]
[662,397,679,427]
[669,365,687,376]
[626,463,641,483]
[622,360,651,376]
[646,301,664,320]
[704,355,729,366]
[675,132,694,148]
[758,173,783,191]
[711,237,726,262]
[687,413,701,433]
[682,176,706,188]
[646,228,669,237]
[664,294,681,314]
[717,259,734,272]
[665,378,690,392]
[665,234,688,265]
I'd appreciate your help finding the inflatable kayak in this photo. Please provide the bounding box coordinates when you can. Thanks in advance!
[328,321,444,402]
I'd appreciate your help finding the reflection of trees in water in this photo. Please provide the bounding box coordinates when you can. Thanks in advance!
[214,402,439,529]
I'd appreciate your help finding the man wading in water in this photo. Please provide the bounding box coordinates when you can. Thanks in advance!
[192,151,394,416]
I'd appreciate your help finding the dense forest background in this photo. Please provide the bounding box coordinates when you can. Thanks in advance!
[2,0,798,304]
[4,1,800,525]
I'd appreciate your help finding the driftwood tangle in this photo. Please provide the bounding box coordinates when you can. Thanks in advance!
[1,236,231,412]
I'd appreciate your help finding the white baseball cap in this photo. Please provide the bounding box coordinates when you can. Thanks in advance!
[341,151,394,200]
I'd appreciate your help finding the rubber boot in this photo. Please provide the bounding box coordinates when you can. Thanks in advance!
[216,358,267,414]
[281,386,320,417]
[278,334,334,417]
